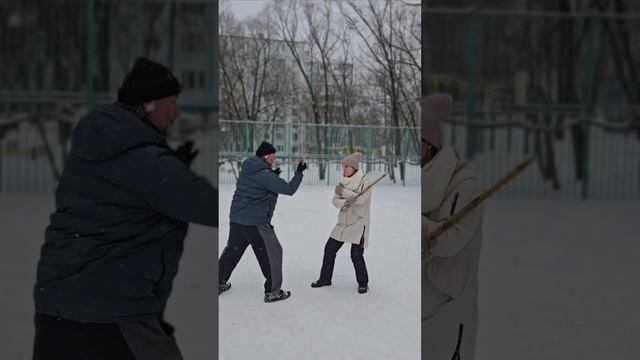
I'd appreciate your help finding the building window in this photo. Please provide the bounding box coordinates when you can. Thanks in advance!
[181,69,207,91]
[180,31,206,53]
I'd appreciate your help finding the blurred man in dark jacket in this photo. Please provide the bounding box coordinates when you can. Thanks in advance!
[218,141,307,302]
[33,57,218,360]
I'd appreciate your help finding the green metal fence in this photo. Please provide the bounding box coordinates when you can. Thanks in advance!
[424,8,640,200]
[0,0,219,193]
[219,120,420,186]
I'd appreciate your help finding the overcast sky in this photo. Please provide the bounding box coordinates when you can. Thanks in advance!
[228,0,268,19]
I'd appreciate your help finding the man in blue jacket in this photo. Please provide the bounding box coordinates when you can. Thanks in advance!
[32,58,218,360]
[218,141,307,302]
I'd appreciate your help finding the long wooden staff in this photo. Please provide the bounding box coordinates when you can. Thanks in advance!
[343,172,388,208]
[423,154,537,251]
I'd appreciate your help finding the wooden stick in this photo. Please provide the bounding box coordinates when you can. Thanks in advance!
[425,154,537,242]
[343,172,388,208]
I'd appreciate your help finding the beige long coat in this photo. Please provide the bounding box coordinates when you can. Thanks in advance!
[423,153,483,360]
[330,171,372,248]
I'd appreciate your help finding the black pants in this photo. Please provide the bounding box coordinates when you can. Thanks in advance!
[33,313,183,360]
[219,223,284,294]
[318,237,368,287]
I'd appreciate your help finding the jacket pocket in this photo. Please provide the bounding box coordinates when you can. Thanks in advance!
[449,192,460,216]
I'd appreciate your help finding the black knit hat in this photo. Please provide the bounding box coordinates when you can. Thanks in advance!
[117,57,181,105]
[256,141,276,157]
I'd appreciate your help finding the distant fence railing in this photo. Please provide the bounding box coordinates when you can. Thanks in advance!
[0,109,218,193]
[219,157,420,187]
[218,120,420,186]
[424,7,640,200]
[445,105,640,200]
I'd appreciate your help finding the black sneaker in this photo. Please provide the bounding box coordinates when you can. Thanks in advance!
[358,285,368,294]
[219,282,231,295]
[264,289,291,303]
[311,280,331,288]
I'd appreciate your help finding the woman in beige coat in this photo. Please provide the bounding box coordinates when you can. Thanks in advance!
[422,93,483,360]
[311,152,371,294]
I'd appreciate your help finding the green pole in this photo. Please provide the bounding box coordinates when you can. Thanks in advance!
[465,9,481,160]
[243,122,248,153]
[366,126,372,173]
[581,15,598,200]
[271,123,275,149]
[402,127,408,186]
[167,2,176,69]
[327,126,332,186]
[286,122,292,179]
[85,0,96,108]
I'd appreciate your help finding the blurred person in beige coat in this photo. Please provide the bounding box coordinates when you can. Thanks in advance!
[311,152,372,294]
[422,93,483,360]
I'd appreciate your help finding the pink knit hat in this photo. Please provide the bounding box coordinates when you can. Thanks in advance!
[342,152,362,170]
[421,93,452,150]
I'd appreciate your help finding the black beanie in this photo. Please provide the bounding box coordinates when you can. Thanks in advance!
[117,57,181,105]
[256,141,276,157]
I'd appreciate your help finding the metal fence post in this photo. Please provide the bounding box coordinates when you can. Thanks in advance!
[286,121,292,179]
[327,125,332,186]
[465,8,481,160]
[402,127,408,186]
[581,14,598,200]
[367,126,372,173]
[244,122,251,153]
[85,0,96,108]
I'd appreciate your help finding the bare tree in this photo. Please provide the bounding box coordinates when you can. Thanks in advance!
[219,1,298,156]
[593,0,640,139]
[329,22,359,152]
[342,0,421,182]
[220,5,293,121]
[273,0,342,180]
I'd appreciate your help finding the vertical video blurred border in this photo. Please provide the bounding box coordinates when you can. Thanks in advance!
[422,2,640,359]
[0,1,220,359]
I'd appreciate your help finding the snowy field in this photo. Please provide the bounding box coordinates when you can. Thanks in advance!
[1,191,637,360]
[218,185,421,360]
[476,200,640,359]
[0,194,219,360]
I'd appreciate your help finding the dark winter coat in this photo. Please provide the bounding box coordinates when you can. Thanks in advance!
[229,156,302,225]
[34,103,218,323]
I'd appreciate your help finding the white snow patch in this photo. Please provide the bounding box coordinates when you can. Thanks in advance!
[218,185,421,360]
[3,192,634,359]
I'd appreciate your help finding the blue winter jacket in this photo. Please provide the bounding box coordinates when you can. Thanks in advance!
[229,156,303,225]
[34,103,218,323]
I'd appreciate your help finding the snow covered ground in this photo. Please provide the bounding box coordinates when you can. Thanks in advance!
[2,190,637,360]
[218,185,421,360]
[476,200,640,359]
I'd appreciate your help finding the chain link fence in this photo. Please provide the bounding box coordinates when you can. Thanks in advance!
[0,0,219,193]
[219,120,420,186]
[424,8,640,199]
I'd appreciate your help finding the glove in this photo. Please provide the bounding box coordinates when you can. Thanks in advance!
[334,185,343,196]
[296,161,307,174]
[174,140,199,167]
[343,198,354,209]
[274,167,282,176]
